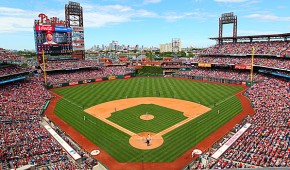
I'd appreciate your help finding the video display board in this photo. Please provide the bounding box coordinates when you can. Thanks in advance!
[72,26,85,51]
[35,25,72,55]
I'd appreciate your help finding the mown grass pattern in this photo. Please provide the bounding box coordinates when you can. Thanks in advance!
[53,78,243,162]
[108,104,187,133]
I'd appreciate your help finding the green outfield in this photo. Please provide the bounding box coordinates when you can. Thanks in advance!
[53,77,243,162]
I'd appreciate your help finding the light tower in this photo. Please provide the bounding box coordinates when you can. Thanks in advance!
[218,12,237,45]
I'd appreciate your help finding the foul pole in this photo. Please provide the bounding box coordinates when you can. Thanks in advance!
[42,50,47,85]
[250,46,255,86]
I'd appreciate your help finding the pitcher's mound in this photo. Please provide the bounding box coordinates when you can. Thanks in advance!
[129,132,164,150]
[140,114,154,120]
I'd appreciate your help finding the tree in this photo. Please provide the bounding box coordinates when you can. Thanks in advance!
[146,51,153,61]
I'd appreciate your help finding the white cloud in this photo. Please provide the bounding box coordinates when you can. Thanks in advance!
[214,0,249,2]
[244,14,290,22]
[163,10,216,22]
[143,0,161,4]
[0,3,215,33]
[0,7,37,33]
[0,5,158,32]
[82,4,158,28]
[0,6,67,33]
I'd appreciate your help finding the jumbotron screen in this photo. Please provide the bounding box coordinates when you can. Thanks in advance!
[35,25,72,55]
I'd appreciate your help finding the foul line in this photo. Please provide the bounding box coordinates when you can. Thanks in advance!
[50,91,83,109]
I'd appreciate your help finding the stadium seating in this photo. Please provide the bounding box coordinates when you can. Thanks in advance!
[189,56,290,70]
[0,76,86,169]
[223,78,290,167]
[178,68,266,82]
[46,66,132,84]
[200,41,290,56]
[41,60,99,71]
[188,77,290,169]
[0,65,33,77]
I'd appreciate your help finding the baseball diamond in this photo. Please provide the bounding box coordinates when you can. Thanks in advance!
[51,77,245,163]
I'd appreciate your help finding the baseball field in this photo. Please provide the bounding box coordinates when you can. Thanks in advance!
[52,77,243,162]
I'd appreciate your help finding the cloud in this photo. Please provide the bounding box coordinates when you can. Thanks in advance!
[214,0,249,2]
[0,3,215,33]
[163,10,216,22]
[82,4,158,27]
[143,0,161,4]
[0,4,158,33]
[244,14,290,22]
[0,6,68,34]
[0,7,38,33]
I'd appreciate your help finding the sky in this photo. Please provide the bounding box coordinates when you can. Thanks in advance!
[0,0,290,51]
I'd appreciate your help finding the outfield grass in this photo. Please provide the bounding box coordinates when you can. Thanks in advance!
[53,77,243,162]
[108,104,187,133]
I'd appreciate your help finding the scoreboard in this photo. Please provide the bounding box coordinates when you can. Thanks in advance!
[35,25,73,55]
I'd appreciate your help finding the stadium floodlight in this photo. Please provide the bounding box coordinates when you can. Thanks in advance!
[219,12,237,44]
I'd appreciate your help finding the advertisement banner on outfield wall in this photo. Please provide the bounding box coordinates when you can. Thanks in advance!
[116,75,124,79]
[108,76,116,80]
[234,64,251,70]
[69,82,78,86]
[124,75,131,79]
[198,63,212,67]
[95,78,103,82]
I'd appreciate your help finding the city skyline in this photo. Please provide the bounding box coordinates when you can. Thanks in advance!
[1,0,290,51]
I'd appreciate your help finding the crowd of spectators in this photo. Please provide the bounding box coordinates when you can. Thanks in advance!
[0,54,24,62]
[53,125,98,169]
[0,76,88,170]
[0,76,62,169]
[201,41,290,56]
[46,66,133,84]
[189,147,255,169]
[222,77,290,167]
[42,60,99,71]
[0,65,33,77]
[189,56,290,70]
[188,77,289,169]
[177,68,266,82]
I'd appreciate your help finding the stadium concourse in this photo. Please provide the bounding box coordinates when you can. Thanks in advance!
[0,39,290,170]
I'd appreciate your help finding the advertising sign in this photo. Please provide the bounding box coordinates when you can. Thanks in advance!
[35,25,55,31]
[198,63,212,67]
[124,75,131,79]
[234,64,251,70]
[69,82,78,86]
[55,26,72,32]
[95,78,103,82]
[212,123,251,159]
[35,25,72,55]
[72,26,85,51]
[44,125,81,160]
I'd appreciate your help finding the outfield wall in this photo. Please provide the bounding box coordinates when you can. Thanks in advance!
[173,74,259,86]
[46,73,135,89]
